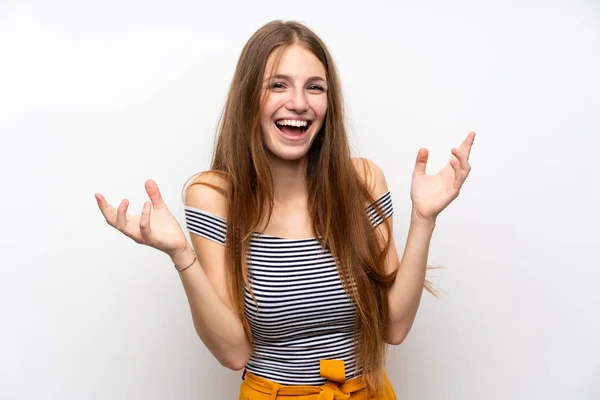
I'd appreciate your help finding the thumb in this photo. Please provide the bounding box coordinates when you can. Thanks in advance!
[413,148,428,176]
[145,179,167,209]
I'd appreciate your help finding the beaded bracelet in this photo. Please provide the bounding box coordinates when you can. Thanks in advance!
[174,251,196,272]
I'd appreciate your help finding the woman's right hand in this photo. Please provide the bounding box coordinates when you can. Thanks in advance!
[95,179,189,258]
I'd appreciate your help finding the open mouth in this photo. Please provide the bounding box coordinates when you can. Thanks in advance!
[274,119,312,138]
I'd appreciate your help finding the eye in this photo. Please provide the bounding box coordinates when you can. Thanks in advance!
[307,85,326,93]
[271,82,286,90]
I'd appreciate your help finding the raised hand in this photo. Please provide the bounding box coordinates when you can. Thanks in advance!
[95,179,189,258]
[410,132,475,222]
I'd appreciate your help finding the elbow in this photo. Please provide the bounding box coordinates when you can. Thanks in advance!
[194,329,251,371]
[386,322,412,346]
[222,357,248,371]
[386,332,406,346]
[218,347,251,371]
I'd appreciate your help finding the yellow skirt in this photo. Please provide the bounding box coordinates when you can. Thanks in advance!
[238,360,397,400]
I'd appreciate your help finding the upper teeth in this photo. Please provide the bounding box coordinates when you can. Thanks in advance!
[276,119,308,127]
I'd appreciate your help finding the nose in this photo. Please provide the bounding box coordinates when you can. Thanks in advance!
[286,88,309,113]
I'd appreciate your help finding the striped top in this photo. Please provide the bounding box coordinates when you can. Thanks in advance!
[184,191,393,385]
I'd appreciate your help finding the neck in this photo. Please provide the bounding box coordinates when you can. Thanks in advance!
[268,154,309,207]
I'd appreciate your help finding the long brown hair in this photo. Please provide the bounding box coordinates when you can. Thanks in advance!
[183,20,436,396]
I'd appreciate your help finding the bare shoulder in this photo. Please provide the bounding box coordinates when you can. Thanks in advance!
[183,170,229,220]
[351,157,389,201]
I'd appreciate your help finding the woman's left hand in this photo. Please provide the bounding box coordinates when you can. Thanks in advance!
[410,131,476,223]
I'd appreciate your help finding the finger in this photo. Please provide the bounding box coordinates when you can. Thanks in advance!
[451,147,471,173]
[413,148,428,176]
[115,198,129,232]
[145,179,167,210]
[458,131,476,160]
[95,193,117,227]
[449,156,465,185]
[139,201,152,241]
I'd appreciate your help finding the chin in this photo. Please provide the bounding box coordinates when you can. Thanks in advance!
[267,147,311,162]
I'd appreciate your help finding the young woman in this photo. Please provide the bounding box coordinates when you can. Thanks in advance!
[95,20,475,400]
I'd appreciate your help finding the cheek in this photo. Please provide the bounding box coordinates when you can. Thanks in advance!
[261,95,286,119]
[312,97,328,118]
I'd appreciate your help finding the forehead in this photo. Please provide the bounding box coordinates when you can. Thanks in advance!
[264,44,326,79]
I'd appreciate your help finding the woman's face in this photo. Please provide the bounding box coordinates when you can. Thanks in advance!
[260,44,328,162]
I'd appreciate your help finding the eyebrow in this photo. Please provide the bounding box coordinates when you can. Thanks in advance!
[263,74,327,84]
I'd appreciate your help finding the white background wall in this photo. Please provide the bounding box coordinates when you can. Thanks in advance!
[1,0,599,399]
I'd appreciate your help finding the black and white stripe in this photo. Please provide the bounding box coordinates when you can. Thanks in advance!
[183,207,227,245]
[366,190,393,229]
[184,191,393,385]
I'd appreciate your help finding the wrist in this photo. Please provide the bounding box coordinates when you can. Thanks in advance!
[410,209,437,228]
[170,243,195,267]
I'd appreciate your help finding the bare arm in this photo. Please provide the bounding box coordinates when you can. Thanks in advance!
[174,174,252,370]
[354,158,431,345]
[358,133,474,345]
[171,246,251,370]
[384,212,435,345]
[95,176,251,370]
